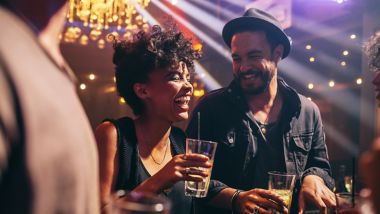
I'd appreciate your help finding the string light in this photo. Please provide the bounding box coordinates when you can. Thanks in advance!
[98,39,106,49]
[193,43,203,51]
[309,57,316,62]
[342,50,349,56]
[194,89,205,97]
[305,45,312,50]
[350,34,357,40]
[308,83,314,90]
[119,97,126,104]
[63,0,151,49]
[356,78,363,85]
[335,0,346,4]
[329,80,335,88]
[340,61,347,67]
[80,83,86,90]
[89,74,96,80]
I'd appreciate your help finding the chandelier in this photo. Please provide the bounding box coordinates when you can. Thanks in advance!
[62,0,151,49]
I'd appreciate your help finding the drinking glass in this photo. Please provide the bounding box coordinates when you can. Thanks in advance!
[268,171,296,213]
[344,176,353,193]
[109,190,171,214]
[335,192,360,214]
[184,138,217,198]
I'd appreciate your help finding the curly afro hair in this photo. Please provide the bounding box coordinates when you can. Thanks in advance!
[113,24,201,116]
[364,31,380,72]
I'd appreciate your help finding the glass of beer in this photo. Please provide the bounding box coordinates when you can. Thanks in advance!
[268,171,296,212]
[184,139,217,198]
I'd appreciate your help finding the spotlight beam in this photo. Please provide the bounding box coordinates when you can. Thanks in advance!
[134,1,222,90]
[324,122,359,157]
[280,58,373,128]
[292,14,360,51]
[169,0,225,34]
[151,0,231,61]
[194,62,222,90]
[133,1,159,25]
[189,0,237,20]
[222,0,247,8]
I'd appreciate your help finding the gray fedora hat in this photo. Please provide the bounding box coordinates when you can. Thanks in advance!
[222,8,291,59]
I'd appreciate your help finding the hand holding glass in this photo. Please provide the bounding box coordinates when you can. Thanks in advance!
[268,171,296,212]
[185,139,217,198]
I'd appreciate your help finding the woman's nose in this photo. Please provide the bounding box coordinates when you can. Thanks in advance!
[184,80,193,92]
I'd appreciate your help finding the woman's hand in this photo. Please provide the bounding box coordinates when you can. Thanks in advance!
[149,153,212,192]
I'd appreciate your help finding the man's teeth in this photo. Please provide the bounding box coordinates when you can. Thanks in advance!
[243,73,258,79]
[175,96,190,104]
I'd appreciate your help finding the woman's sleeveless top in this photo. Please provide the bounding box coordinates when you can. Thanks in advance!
[106,117,192,214]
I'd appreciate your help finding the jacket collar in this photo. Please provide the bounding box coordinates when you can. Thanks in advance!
[225,77,302,119]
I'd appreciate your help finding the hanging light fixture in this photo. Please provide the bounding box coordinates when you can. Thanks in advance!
[62,0,151,48]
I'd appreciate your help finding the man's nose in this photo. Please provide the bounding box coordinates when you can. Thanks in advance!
[240,63,251,73]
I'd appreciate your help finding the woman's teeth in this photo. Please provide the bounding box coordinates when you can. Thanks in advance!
[175,96,190,104]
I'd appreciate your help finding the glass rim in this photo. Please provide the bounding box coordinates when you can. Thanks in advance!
[186,138,218,145]
[336,192,359,196]
[112,190,171,212]
[268,171,296,177]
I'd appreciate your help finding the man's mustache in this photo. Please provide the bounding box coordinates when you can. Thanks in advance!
[237,69,262,78]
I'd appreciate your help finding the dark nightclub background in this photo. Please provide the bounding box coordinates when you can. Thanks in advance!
[61,0,380,183]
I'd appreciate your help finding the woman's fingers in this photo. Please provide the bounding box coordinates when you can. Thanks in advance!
[177,154,212,168]
[181,167,209,179]
[181,160,212,168]
[182,153,209,161]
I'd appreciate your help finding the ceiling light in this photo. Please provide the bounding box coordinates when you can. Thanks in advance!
[329,80,335,87]
[89,74,96,80]
[80,83,86,90]
[356,78,362,85]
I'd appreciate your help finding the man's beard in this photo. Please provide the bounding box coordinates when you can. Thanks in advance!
[235,69,271,95]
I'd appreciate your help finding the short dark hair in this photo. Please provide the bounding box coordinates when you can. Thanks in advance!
[113,25,201,115]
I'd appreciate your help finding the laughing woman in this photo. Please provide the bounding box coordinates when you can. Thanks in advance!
[95,25,210,213]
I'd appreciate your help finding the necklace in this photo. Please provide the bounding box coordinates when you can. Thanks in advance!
[149,139,170,165]
[259,122,269,135]
[256,95,280,135]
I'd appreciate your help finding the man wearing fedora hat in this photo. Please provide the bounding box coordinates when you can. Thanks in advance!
[187,8,335,214]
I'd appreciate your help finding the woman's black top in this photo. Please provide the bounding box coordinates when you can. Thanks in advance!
[106,117,192,214]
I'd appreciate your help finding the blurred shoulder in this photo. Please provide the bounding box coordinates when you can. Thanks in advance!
[195,87,228,109]
[95,121,118,148]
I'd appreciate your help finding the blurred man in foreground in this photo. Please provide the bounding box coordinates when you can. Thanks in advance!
[0,1,99,213]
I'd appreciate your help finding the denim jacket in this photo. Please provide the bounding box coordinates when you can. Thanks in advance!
[186,78,334,214]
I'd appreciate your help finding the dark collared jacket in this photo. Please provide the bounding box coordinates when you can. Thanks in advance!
[186,78,334,214]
